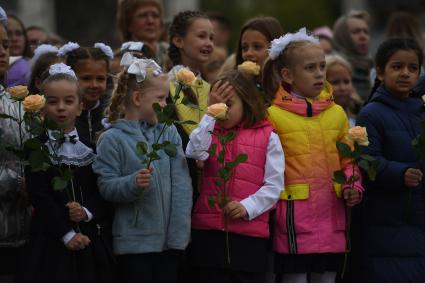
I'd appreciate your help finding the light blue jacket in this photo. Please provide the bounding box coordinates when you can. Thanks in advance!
[93,119,192,255]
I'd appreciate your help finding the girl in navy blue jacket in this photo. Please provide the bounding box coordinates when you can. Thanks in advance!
[355,38,425,282]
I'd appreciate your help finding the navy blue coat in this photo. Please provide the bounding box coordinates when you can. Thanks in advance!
[355,86,425,282]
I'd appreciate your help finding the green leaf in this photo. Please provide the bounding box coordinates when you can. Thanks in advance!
[218,150,225,163]
[152,102,162,114]
[163,104,175,118]
[209,144,217,157]
[181,95,190,106]
[224,131,236,142]
[44,118,59,130]
[208,196,215,207]
[136,142,148,155]
[5,146,26,159]
[174,84,183,101]
[163,143,177,157]
[0,113,18,121]
[29,150,50,171]
[360,154,376,162]
[152,143,161,150]
[62,167,73,181]
[336,141,352,158]
[234,153,248,165]
[214,180,222,187]
[357,159,369,171]
[333,170,346,184]
[147,151,161,161]
[24,138,43,150]
[52,177,68,191]
[218,168,230,181]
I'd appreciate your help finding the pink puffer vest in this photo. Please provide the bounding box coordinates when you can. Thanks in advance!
[192,120,274,238]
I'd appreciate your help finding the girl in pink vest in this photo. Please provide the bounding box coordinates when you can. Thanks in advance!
[263,28,364,283]
[186,69,285,283]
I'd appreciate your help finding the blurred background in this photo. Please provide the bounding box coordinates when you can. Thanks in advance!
[2,0,425,54]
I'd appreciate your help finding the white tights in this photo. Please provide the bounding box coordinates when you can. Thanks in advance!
[280,272,336,283]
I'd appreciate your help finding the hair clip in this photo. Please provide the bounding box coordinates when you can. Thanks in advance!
[121,41,144,52]
[49,63,77,78]
[94,42,114,59]
[268,27,319,60]
[33,44,59,62]
[120,52,162,82]
[57,41,80,57]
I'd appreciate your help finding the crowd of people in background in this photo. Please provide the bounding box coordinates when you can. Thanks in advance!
[1,0,425,283]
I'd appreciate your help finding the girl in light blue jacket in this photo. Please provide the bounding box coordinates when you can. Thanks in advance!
[93,55,192,283]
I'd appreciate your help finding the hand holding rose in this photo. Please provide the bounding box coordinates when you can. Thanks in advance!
[136,168,153,189]
[405,168,423,188]
[66,233,91,251]
[224,201,248,220]
[66,201,87,222]
[343,189,361,207]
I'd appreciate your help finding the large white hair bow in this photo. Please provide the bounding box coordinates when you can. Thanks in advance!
[33,44,59,62]
[121,41,144,52]
[49,63,77,78]
[268,27,319,60]
[120,52,162,82]
[94,42,114,59]
[57,41,80,57]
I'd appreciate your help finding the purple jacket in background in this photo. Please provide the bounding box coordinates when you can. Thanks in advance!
[5,57,31,87]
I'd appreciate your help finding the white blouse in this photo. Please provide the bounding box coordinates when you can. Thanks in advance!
[186,115,285,220]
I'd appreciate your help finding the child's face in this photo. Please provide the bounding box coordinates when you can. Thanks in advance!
[75,59,108,108]
[128,4,161,42]
[0,25,9,77]
[136,77,169,125]
[43,80,82,133]
[327,63,353,108]
[218,88,244,129]
[347,17,369,56]
[282,44,326,98]
[378,49,420,98]
[241,29,269,68]
[173,18,214,69]
[7,17,25,56]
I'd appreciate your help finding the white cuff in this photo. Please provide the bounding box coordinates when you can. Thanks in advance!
[62,230,76,245]
[83,207,93,222]
[240,198,257,221]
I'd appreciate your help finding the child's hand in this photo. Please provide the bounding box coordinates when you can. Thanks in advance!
[343,189,361,207]
[136,168,153,189]
[208,80,234,105]
[66,202,87,222]
[196,160,205,169]
[66,233,91,251]
[224,201,248,220]
[404,168,423,188]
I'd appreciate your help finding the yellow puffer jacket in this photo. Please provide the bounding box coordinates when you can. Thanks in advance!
[169,79,210,135]
[268,83,351,254]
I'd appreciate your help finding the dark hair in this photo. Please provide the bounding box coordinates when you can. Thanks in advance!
[367,37,423,102]
[214,70,266,128]
[7,15,32,58]
[65,46,111,74]
[28,52,60,94]
[117,0,163,42]
[235,16,284,66]
[168,10,209,66]
[207,12,231,32]
[168,10,209,105]
[40,73,81,101]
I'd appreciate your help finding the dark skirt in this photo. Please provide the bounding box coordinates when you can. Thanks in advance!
[274,253,343,274]
[189,229,269,273]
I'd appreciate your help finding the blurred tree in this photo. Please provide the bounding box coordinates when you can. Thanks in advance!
[201,0,341,52]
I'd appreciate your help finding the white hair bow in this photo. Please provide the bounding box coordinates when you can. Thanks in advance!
[57,41,80,57]
[121,41,144,52]
[94,42,114,59]
[120,52,162,83]
[268,27,319,60]
[33,44,59,62]
[49,63,77,78]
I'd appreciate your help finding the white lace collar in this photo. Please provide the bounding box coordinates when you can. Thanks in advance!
[46,128,95,166]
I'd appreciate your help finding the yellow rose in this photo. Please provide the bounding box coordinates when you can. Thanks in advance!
[8,85,29,100]
[237,61,260,76]
[23,94,46,113]
[347,126,369,146]
[175,68,196,85]
[207,103,228,120]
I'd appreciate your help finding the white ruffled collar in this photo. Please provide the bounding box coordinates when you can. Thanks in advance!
[46,128,95,166]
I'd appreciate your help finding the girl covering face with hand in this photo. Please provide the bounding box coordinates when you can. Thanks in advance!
[186,69,284,283]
